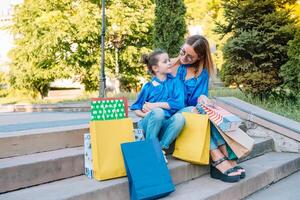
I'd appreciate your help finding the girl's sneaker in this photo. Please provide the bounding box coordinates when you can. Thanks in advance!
[162,150,168,164]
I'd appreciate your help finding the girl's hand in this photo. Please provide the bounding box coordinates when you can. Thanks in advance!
[134,110,148,118]
[142,102,152,113]
[142,102,157,112]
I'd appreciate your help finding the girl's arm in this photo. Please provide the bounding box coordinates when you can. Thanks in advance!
[130,82,150,113]
[142,102,170,112]
[134,110,148,118]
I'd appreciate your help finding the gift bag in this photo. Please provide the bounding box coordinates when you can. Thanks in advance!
[201,104,242,132]
[90,118,134,181]
[91,97,128,121]
[173,112,210,165]
[134,129,145,141]
[84,133,93,179]
[217,127,255,159]
[121,139,175,200]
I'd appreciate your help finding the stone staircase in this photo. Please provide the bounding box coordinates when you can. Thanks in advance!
[1,134,298,200]
[0,99,299,199]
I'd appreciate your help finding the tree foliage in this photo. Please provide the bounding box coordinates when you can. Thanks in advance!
[216,0,298,100]
[153,0,186,57]
[8,0,154,97]
[280,29,300,98]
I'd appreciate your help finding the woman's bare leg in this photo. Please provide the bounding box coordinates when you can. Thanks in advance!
[210,149,240,176]
[219,145,245,173]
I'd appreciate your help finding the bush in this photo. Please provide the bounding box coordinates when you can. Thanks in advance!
[279,30,300,100]
[216,0,297,100]
[153,0,186,57]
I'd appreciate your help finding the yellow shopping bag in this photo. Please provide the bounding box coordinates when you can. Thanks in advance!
[173,112,210,165]
[90,118,134,181]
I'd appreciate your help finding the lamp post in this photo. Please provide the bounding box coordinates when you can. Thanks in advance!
[99,0,106,97]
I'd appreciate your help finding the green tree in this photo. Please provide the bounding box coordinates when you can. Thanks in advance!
[153,0,186,57]
[216,0,298,100]
[9,0,98,97]
[0,71,7,90]
[9,0,154,97]
[106,0,154,91]
[280,29,300,99]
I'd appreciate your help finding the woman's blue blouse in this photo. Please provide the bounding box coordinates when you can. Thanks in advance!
[176,64,209,106]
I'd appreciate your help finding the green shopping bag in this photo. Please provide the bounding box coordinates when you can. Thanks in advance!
[91,97,128,121]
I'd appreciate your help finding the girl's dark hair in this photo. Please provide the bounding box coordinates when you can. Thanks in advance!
[141,50,165,75]
[186,35,214,76]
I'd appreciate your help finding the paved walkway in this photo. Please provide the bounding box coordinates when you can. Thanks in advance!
[0,112,90,133]
[0,111,139,134]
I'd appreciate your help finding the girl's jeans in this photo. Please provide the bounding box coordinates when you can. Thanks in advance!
[138,108,185,149]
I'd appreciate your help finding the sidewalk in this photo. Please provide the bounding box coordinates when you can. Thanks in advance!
[0,111,139,134]
[0,112,89,133]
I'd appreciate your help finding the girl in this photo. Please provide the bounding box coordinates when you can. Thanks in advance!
[170,35,245,183]
[130,50,186,161]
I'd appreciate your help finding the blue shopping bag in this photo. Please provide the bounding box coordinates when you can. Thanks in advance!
[121,139,175,200]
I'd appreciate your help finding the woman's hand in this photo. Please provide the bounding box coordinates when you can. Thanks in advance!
[197,95,212,105]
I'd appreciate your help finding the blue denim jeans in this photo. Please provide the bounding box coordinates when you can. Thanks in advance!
[138,108,185,149]
[178,106,225,150]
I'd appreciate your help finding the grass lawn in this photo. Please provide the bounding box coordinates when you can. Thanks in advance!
[210,88,300,122]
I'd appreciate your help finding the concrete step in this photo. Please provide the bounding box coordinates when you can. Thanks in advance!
[216,97,300,142]
[0,125,88,158]
[0,147,84,193]
[0,157,209,199]
[162,152,300,200]
[0,112,139,158]
[0,137,273,195]
[245,170,300,200]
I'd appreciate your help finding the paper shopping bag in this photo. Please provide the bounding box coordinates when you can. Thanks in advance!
[217,127,254,159]
[173,112,210,165]
[91,97,128,121]
[121,139,175,200]
[90,118,134,180]
[201,104,242,132]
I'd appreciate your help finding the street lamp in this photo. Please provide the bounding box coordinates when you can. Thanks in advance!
[99,0,106,97]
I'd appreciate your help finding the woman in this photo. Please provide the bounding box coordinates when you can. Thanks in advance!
[170,35,245,183]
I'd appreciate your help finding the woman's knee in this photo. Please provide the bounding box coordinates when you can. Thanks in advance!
[178,106,195,113]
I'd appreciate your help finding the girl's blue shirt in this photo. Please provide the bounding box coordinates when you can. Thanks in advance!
[176,64,209,107]
[130,74,185,118]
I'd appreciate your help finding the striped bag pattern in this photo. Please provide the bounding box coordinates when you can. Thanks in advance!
[201,104,242,132]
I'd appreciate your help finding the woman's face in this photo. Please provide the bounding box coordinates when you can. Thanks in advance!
[179,44,199,64]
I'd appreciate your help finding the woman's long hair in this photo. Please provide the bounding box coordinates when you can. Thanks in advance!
[186,35,214,76]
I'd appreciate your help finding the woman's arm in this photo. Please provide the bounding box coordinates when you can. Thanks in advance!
[197,95,212,105]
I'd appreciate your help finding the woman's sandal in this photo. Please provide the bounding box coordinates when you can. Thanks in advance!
[210,157,241,183]
[233,166,246,179]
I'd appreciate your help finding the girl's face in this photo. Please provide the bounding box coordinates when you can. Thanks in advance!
[153,53,171,75]
[179,44,199,64]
